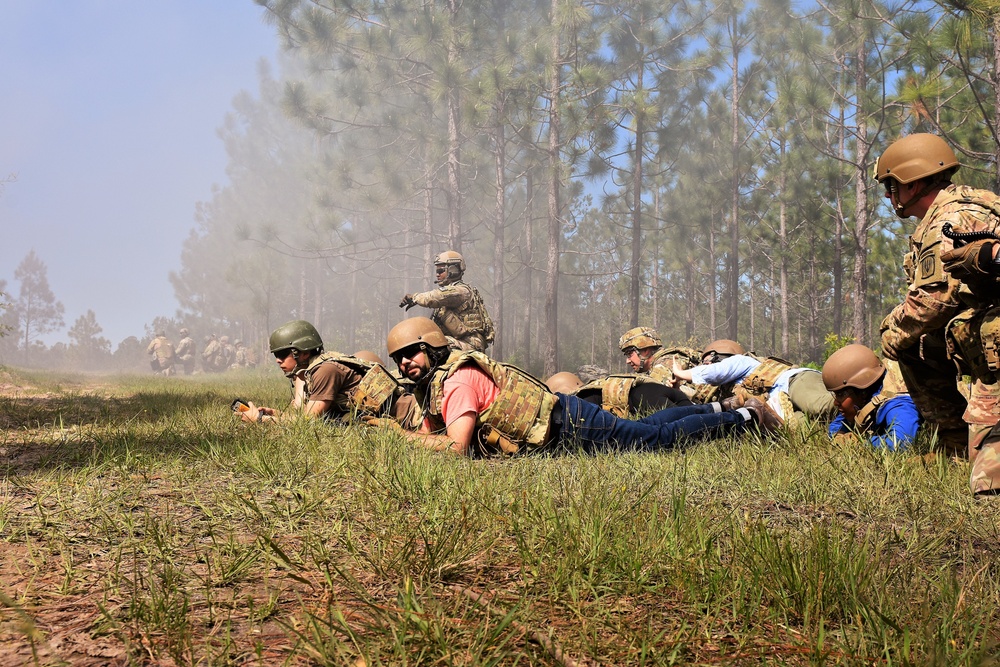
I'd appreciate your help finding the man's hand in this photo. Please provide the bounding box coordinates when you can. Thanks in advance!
[399,294,416,310]
[880,327,907,361]
[363,416,402,432]
[941,240,999,280]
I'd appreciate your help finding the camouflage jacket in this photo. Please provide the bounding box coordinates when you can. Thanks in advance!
[881,185,1000,352]
[413,281,495,351]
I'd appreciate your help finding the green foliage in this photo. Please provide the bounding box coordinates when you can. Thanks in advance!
[823,332,856,362]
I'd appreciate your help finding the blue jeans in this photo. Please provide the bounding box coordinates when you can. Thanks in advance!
[554,393,746,453]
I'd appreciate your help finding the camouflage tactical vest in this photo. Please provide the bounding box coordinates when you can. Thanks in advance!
[432,281,496,346]
[577,374,667,418]
[421,350,557,454]
[854,361,906,432]
[734,356,794,401]
[303,352,401,417]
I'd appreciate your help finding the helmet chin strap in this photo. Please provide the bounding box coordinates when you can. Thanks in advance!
[892,178,945,217]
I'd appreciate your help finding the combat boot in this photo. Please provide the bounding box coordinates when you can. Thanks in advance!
[742,397,783,432]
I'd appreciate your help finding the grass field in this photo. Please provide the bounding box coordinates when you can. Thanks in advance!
[0,367,997,666]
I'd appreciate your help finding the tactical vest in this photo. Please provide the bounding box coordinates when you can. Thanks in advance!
[577,374,667,418]
[175,337,194,360]
[854,366,905,432]
[302,352,400,417]
[734,356,794,401]
[432,281,496,346]
[421,350,557,455]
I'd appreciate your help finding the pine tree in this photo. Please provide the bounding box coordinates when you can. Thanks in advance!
[12,250,65,357]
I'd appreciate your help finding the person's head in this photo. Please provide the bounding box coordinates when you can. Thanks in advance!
[179,328,189,336]
[269,320,324,373]
[546,371,583,394]
[874,133,959,220]
[618,327,662,372]
[822,344,886,424]
[156,330,166,338]
[387,317,450,382]
[234,340,243,348]
[701,339,745,365]
[220,335,230,344]
[353,349,385,366]
[433,250,465,286]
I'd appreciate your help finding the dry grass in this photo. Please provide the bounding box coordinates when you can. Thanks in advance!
[0,368,997,666]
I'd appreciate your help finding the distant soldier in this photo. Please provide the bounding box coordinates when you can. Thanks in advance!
[399,250,495,352]
[618,327,703,396]
[219,336,236,370]
[146,331,175,376]
[240,320,419,428]
[822,344,919,452]
[175,328,196,375]
[232,340,257,370]
[201,334,223,373]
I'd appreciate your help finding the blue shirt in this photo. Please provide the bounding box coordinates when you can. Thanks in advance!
[688,354,812,419]
[827,389,920,452]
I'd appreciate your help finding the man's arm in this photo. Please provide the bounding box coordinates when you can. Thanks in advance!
[412,284,471,309]
[398,411,476,455]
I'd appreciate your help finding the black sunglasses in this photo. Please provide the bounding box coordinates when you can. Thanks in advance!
[274,349,294,361]
[391,343,424,365]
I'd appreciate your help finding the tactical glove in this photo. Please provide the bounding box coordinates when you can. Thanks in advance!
[363,416,402,432]
[399,294,416,310]
[940,240,999,280]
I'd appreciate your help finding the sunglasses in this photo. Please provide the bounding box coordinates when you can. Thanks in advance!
[274,349,294,361]
[435,266,448,274]
[391,343,424,366]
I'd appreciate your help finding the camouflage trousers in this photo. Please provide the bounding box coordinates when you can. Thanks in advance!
[896,330,969,457]
[967,379,1000,495]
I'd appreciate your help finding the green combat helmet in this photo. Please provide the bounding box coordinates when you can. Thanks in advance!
[269,320,323,355]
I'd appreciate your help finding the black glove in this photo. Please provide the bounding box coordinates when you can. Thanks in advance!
[399,294,416,309]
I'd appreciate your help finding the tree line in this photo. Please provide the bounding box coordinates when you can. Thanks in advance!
[10,0,1000,378]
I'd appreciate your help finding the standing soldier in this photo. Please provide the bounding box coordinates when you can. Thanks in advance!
[146,331,175,376]
[175,328,196,375]
[232,340,257,370]
[202,334,223,373]
[399,250,495,352]
[874,133,985,463]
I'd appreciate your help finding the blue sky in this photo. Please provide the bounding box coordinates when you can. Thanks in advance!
[0,1,278,347]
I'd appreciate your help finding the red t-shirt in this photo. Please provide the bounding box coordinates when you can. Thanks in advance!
[433,364,500,429]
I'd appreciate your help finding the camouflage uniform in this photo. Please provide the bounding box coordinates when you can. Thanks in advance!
[925,186,1000,493]
[175,334,195,375]
[879,184,999,459]
[201,335,223,373]
[146,335,175,375]
[410,281,495,352]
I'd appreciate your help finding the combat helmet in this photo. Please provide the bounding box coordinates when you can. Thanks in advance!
[618,327,662,352]
[387,317,449,357]
[269,320,323,355]
[434,250,465,285]
[702,339,745,362]
[874,134,959,185]
[822,344,885,392]
[179,328,189,336]
[546,371,583,394]
[353,350,385,365]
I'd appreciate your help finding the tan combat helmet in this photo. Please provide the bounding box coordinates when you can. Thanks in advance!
[618,327,662,352]
[546,371,583,394]
[387,317,450,357]
[874,133,959,185]
[179,328,189,336]
[701,339,745,363]
[822,344,886,392]
[434,250,466,285]
[353,350,385,365]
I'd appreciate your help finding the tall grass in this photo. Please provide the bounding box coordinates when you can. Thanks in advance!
[0,367,997,665]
